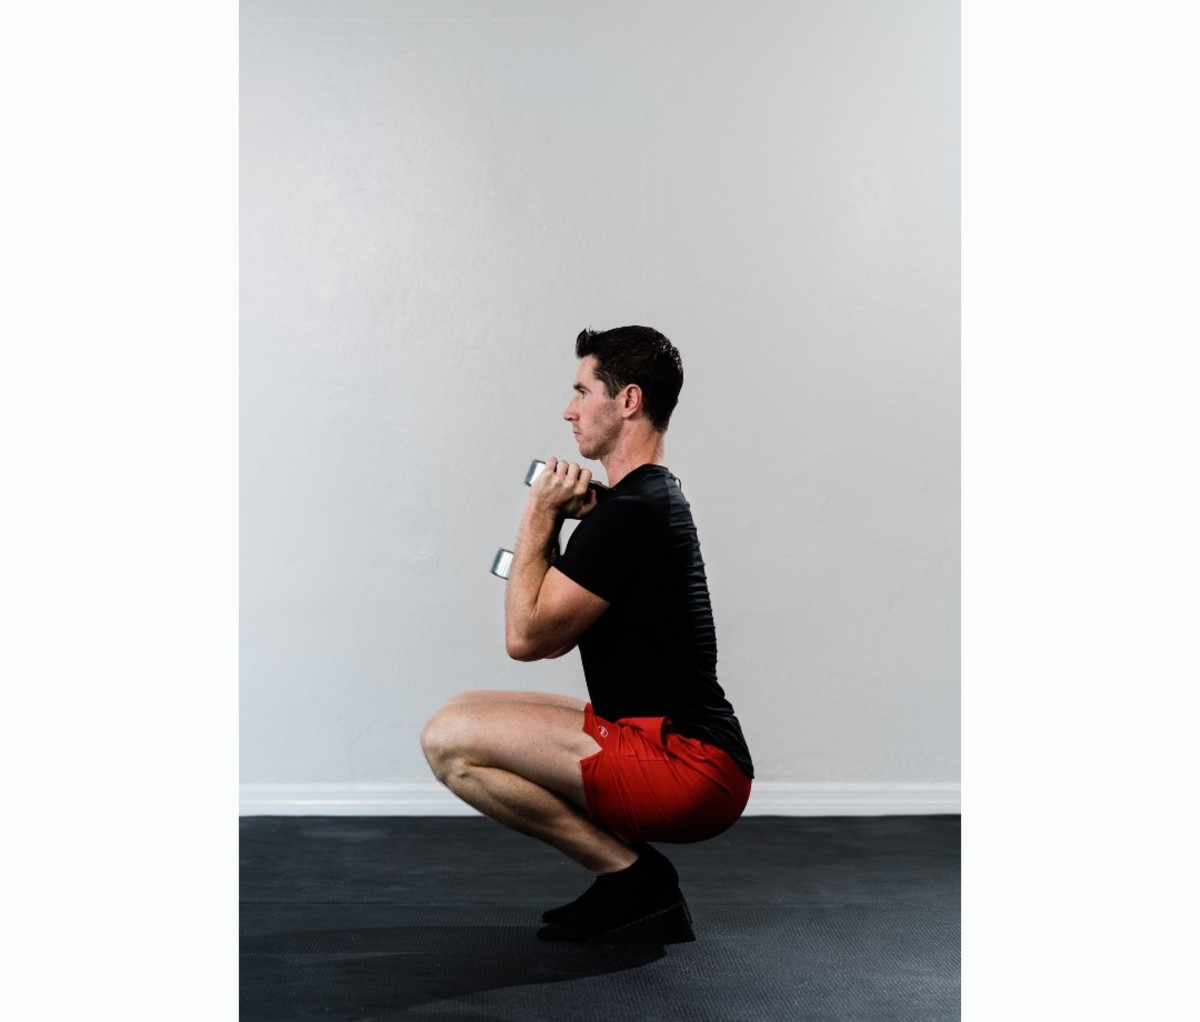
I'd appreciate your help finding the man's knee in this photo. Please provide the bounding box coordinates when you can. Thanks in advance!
[420,706,475,783]
[419,709,452,777]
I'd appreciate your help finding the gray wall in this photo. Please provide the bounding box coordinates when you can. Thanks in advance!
[240,0,959,803]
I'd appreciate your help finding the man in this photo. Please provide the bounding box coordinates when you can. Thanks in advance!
[421,325,753,943]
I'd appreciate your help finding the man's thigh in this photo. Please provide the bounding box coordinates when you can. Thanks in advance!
[444,689,587,712]
[437,701,600,809]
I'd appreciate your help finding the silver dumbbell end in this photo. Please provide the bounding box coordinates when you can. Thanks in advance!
[490,548,514,580]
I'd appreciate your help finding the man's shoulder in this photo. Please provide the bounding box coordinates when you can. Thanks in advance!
[599,467,677,516]
[611,464,678,501]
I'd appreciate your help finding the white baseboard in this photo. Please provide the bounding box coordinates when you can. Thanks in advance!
[239,781,959,817]
[744,782,960,816]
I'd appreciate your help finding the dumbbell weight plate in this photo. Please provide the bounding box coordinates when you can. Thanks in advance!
[491,548,514,580]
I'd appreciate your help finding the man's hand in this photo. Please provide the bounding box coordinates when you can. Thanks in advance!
[529,457,598,521]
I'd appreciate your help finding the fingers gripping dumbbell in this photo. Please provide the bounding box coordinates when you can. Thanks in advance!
[490,459,605,579]
[523,458,608,491]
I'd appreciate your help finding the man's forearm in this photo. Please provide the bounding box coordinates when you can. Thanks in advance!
[504,505,561,657]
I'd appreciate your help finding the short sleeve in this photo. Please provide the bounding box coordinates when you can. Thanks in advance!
[553,495,656,601]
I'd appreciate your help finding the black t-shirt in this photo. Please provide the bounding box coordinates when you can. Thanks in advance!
[554,464,754,779]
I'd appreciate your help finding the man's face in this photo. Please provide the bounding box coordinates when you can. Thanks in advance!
[563,356,621,461]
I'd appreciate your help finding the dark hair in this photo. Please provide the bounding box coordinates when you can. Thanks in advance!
[575,325,683,432]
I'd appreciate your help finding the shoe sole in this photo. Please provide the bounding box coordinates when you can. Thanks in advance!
[537,897,696,945]
[591,898,696,945]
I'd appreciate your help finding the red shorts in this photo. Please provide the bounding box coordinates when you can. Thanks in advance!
[579,703,752,843]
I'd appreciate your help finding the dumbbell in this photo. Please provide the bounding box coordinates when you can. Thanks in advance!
[523,458,608,492]
[490,459,607,579]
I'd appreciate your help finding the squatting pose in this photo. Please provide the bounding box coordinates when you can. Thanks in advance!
[421,325,754,943]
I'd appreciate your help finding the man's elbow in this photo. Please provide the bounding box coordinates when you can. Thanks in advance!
[505,629,573,662]
[504,624,544,662]
[505,634,541,662]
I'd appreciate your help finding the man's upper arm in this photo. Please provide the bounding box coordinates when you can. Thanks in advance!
[507,567,609,661]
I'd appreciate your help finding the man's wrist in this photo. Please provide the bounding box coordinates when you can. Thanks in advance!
[523,503,562,532]
[513,504,561,570]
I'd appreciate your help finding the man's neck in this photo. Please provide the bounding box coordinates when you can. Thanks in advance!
[600,432,666,488]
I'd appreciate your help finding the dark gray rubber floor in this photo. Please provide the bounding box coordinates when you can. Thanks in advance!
[240,815,959,1020]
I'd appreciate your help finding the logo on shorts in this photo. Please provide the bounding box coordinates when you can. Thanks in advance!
[598,726,609,738]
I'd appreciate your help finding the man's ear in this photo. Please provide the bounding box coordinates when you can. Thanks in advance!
[620,384,644,419]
